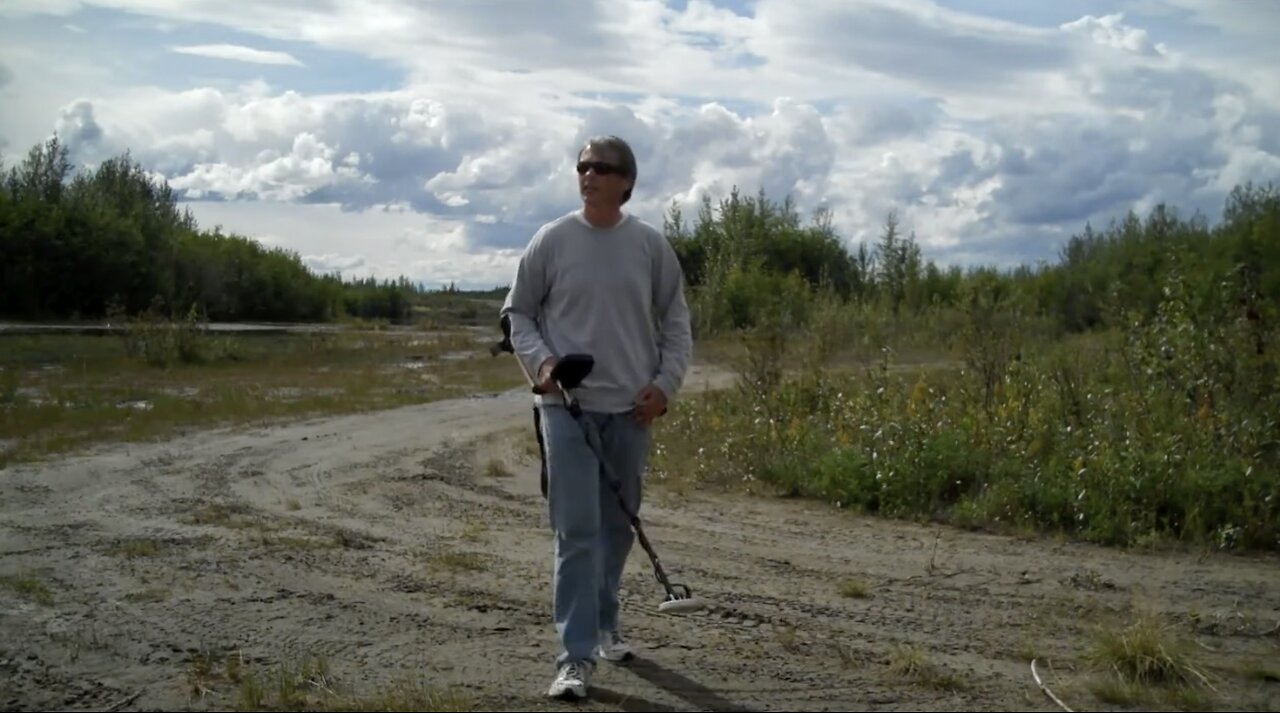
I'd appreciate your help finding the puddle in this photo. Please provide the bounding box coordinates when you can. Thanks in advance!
[267,387,344,403]
[14,390,77,408]
[395,350,473,368]
[116,399,154,411]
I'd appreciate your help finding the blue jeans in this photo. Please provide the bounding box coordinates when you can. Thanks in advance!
[538,402,649,668]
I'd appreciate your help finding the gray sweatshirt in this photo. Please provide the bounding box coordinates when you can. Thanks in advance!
[500,209,693,414]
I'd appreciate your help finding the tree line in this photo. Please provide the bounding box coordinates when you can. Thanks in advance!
[657,185,1279,552]
[3,133,1276,341]
[0,136,429,323]
[664,183,1278,343]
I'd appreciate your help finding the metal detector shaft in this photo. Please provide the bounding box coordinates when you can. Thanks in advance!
[492,316,706,614]
[574,409,691,602]
[496,340,697,608]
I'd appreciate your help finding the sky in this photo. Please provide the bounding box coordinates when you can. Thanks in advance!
[2,0,1278,290]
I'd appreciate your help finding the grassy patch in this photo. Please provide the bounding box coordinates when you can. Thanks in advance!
[0,327,526,468]
[881,643,967,692]
[830,641,870,670]
[1084,609,1210,687]
[187,503,269,531]
[0,571,53,605]
[1239,659,1280,683]
[260,535,338,552]
[837,578,871,599]
[457,519,488,543]
[235,654,472,712]
[482,458,512,478]
[774,625,804,654]
[182,502,369,552]
[1079,607,1218,709]
[428,549,489,574]
[185,648,472,711]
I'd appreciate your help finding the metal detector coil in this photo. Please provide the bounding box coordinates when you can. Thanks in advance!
[490,317,706,615]
[549,356,707,614]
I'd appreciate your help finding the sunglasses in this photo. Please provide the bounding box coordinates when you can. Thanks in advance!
[576,160,626,176]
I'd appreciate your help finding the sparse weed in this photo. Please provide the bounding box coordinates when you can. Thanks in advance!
[457,519,488,543]
[831,641,869,669]
[881,643,966,692]
[0,571,53,605]
[1085,609,1209,688]
[232,652,472,712]
[106,538,165,558]
[837,578,870,599]
[774,624,803,653]
[1082,607,1218,709]
[1239,659,1280,683]
[483,459,512,478]
[185,644,229,698]
[188,503,261,530]
[429,550,488,573]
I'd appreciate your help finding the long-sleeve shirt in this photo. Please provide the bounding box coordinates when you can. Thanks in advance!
[500,209,693,414]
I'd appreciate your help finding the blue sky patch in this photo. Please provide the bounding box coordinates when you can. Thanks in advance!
[2,6,404,95]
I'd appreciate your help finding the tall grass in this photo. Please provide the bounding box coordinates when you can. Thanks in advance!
[653,270,1279,552]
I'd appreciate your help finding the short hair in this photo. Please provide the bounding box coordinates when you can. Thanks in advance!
[578,135,637,205]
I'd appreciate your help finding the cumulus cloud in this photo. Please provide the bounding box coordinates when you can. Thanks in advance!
[303,253,365,273]
[52,98,105,165]
[3,0,1279,286]
[186,199,523,289]
[170,44,305,67]
[1062,13,1164,56]
[168,131,371,201]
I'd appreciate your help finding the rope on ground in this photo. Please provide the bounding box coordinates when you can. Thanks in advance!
[1031,658,1073,712]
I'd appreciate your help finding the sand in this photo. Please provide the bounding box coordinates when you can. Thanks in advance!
[2,364,1278,711]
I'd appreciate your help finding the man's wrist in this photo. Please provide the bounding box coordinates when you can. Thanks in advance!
[538,355,558,378]
[651,377,675,403]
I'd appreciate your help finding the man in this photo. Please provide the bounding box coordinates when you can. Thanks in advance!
[500,135,693,701]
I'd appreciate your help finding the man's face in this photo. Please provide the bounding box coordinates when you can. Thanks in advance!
[577,146,631,208]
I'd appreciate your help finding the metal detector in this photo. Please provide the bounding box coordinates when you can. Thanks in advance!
[490,318,707,614]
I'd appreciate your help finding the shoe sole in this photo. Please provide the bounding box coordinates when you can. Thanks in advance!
[549,686,587,701]
[596,648,634,663]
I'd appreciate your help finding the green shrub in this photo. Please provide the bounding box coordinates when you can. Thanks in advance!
[656,269,1279,551]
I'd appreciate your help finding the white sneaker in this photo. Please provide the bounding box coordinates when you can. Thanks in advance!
[595,628,634,662]
[547,660,591,700]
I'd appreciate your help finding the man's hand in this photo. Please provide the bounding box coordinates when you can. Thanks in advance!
[633,384,668,426]
[535,356,560,394]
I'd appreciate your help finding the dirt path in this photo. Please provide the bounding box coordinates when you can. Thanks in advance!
[2,363,1278,712]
